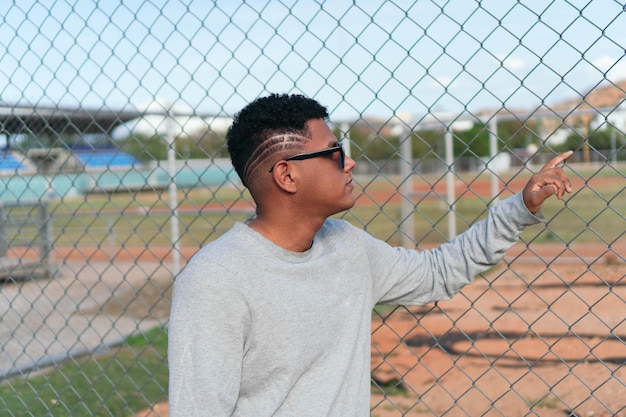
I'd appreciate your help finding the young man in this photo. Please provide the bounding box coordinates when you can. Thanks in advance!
[168,94,572,416]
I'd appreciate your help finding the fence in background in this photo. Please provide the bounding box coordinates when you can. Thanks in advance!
[0,1,624,416]
[0,199,52,279]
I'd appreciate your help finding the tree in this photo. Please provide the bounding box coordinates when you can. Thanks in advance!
[455,124,490,157]
[555,128,623,153]
[498,118,541,151]
[412,131,439,158]
[118,134,168,161]
[186,128,230,159]
[343,124,399,161]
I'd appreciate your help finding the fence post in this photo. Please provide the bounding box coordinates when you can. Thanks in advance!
[166,105,181,276]
[0,202,6,258]
[392,120,415,247]
[445,128,457,239]
[37,199,52,277]
[489,116,500,204]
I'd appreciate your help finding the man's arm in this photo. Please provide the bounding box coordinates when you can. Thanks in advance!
[371,151,574,306]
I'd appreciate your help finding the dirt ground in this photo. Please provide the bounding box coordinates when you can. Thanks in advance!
[369,255,625,417]
[131,173,624,417]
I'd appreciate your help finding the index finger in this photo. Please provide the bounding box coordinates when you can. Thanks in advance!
[542,150,574,170]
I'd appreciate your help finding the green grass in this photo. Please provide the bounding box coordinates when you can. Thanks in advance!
[519,180,625,244]
[372,378,410,397]
[528,395,560,409]
[344,177,625,246]
[0,326,169,417]
[4,166,622,251]
[36,188,254,249]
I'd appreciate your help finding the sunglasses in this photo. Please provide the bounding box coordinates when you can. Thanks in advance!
[269,143,345,172]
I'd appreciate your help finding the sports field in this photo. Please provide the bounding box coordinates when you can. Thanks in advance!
[3,162,622,416]
[41,162,625,258]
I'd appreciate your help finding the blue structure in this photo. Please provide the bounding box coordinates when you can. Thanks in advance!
[0,152,27,173]
[0,103,232,200]
[0,158,239,201]
[73,150,139,170]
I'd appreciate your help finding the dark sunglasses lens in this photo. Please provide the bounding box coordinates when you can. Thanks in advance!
[339,147,345,169]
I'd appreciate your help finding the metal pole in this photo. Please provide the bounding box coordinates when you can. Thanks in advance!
[166,107,181,276]
[610,128,617,165]
[0,202,6,258]
[445,129,456,239]
[341,122,352,159]
[38,200,52,265]
[489,117,499,204]
[399,129,414,247]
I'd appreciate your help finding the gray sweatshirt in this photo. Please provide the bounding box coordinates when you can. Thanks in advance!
[168,193,542,417]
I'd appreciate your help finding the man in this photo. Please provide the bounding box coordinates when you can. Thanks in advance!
[168,93,572,416]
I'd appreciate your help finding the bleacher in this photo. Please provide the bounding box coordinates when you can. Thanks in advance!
[73,149,139,171]
[0,152,29,174]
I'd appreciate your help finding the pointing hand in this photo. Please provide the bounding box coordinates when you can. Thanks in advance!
[522,151,573,214]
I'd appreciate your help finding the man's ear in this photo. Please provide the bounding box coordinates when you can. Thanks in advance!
[271,161,298,193]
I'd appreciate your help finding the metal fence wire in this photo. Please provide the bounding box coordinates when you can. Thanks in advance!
[0,0,625,416]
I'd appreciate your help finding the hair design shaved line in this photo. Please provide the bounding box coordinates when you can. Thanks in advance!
[242,133,309,187]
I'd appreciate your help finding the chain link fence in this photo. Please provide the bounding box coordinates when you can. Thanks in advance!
[1,1,624,416]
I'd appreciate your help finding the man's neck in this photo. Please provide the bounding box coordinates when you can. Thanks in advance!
[247,215,324,252]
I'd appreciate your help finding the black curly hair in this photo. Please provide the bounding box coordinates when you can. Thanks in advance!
[226,93,329,188]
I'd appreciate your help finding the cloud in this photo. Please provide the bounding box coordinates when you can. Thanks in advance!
[501,56,525,72]
[435,75,453,87]
[592,55,626,81]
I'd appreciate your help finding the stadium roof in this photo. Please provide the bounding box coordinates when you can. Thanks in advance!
[0,103,145,136]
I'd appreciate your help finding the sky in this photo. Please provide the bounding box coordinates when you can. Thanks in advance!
[1,0,625,121]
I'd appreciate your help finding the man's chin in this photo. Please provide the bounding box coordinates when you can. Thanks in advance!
[335,196,357,214]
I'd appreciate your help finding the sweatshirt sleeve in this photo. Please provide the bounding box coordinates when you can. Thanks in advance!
[168,258,250,417]
[371,193,543,306]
